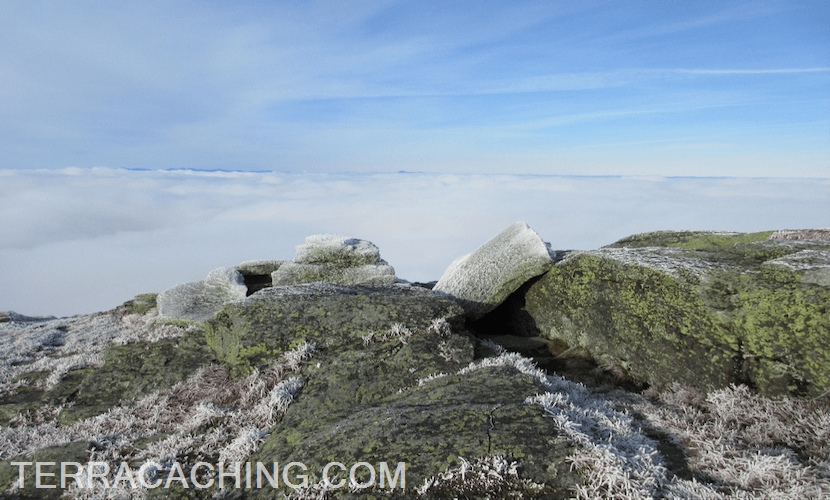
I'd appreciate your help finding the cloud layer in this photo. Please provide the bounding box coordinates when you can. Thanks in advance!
[1,169,827,317]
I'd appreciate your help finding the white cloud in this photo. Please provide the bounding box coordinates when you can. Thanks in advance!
[0,169,827,317]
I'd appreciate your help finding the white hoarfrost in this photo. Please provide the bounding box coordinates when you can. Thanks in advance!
[0,312,197,395]
[433,221,554,319]
[417,350,830,499]
[294,234,383,265]
[156,267,248,321]
[585,246,733,279]
[1,342,316,499]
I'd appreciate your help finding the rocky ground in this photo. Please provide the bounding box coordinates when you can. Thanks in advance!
[1,226,828,499]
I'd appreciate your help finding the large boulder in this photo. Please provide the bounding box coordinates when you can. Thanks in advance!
[157,267,247,322]
[204,282,464,374]
[272,235,396,286]
[434,222,555,319]
[522,230,830,398]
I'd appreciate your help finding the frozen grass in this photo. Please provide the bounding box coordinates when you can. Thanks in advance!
[1,342,316,498]
[418,351,830,499]
[628,383,830,498]
[361,317,451,345]
[0,311,198,395]
[416,455,548,498]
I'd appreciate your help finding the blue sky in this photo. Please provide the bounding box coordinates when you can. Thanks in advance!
[1,0,828,176]
[1,1,829,316]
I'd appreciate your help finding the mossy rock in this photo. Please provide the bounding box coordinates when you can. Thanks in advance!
[524,231,830,397]
[0,441,94,498]
[0,330,215,426]
[112,293,158,316]
[204,283,466,376]
[54,330,216,423]
[246,340,577,498]
[271,262,396,286]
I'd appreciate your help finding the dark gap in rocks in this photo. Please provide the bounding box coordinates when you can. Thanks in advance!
[469,274,647,393]
[241,273,272,296]
[471,275,544,338]
[411,281,437,290]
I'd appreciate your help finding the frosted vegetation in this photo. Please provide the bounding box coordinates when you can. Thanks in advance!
[2,308,829,498]
[414,348,830,499]
[1,334,315,498]
[0,312,197,396]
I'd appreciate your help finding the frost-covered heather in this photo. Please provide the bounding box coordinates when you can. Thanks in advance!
[1,342,316,499]
[361,317,452,345]
[416,455,548,498]
[419,351,830,499]
[0,311,198,394]
[628,383,830,498]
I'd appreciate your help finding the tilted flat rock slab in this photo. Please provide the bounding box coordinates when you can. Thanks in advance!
[157,267,247,322]
[523,230,830,398]
[433,222,554,319]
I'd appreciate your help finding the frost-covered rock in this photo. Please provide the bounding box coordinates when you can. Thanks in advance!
[0,311,56,323]
[433,222,554,319]
[522,230,830,398]
[271,234,397,286]
[157,267,247,322]
[294,234,382,266]
[236,260,286,295]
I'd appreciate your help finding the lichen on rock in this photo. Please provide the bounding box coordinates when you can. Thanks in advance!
[523,230,830,398]
[272,234,397,286]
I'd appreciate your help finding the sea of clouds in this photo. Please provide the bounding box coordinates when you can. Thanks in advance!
[1,168,827,317]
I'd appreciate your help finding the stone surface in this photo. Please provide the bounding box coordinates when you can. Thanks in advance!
[0,311,56,323]
[157,267,248,322]
[204,282,465,374]
[271,234,397,286]
[522,230,830,397]
[236,259,286,276]
[434,222,554,320]
[294,234,383,266]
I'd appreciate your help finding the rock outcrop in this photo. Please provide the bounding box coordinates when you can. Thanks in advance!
[4,229,830,498]
[271,234,396,286]
[0,311,56,323]
[434,222,555,319]
[521,230,830,398]
[157,267,248,322]
[236,259,285,296]
[204,282,463,374]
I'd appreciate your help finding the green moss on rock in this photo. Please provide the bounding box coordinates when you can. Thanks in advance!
[113,293,158,316]
[525,231,830,397]
[204,283,467,376]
